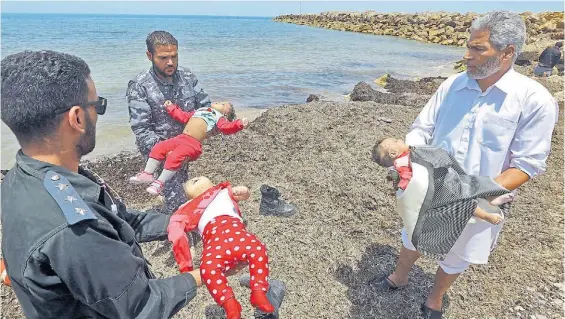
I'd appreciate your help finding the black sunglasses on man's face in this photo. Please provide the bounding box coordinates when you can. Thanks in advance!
[54,97,107,115]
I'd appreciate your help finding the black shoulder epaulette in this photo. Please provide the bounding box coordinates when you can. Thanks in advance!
[44,171,97,225]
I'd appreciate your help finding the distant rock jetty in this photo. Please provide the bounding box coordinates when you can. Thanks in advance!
[274,11,564,47]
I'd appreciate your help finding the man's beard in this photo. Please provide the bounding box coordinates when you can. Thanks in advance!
[467,55,502,80]
[152,61,176,79]
[76,111,96,157]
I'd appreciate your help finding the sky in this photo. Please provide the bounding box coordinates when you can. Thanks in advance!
[1,1,564,17]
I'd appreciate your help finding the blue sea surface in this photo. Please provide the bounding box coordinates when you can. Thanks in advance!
[1,14,465,166]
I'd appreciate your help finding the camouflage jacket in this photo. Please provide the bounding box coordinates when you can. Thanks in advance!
[126,66,212,155]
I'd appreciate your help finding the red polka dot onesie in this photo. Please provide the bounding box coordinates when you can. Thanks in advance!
[167,181,273,319]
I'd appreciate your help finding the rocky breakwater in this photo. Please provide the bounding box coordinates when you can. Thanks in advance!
[274,11,564,47]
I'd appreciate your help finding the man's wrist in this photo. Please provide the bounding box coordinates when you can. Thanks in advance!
[187,269,202,287]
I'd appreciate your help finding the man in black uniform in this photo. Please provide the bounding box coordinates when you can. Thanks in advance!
[533,41,563,76]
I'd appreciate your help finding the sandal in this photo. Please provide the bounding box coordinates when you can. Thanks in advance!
[421,303,443,319]
[369,274,405,291]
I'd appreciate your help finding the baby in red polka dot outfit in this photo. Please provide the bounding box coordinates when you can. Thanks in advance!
[167,176,273,319]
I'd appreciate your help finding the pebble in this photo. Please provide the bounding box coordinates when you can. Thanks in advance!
[515,306,525,311]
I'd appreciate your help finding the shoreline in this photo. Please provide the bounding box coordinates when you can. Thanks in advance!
[3,58,561,170]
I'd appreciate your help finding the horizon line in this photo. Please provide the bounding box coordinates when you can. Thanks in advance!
[1,12,277,18]
[3,8,562,18]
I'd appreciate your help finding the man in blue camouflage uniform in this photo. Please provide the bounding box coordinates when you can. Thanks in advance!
[126,31,218,213]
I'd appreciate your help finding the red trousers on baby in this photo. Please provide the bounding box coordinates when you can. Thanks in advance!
[200,216,271,314]
[148,134,202,170]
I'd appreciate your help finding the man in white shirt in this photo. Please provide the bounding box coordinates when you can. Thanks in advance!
[376,11,559,318]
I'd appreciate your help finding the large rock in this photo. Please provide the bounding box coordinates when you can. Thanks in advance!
[306,94,320,103]
[350,81,432,107]
[441,39,455,45]
[384,76,447,95]
[429,28,445,37]
[350,82,383,101]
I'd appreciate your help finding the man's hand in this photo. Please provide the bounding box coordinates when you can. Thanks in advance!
[188,269,203,287]
[163,100,175,112]
[241,118,249,127]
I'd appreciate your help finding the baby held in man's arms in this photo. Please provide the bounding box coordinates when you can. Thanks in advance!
[372,137,514,224]
[129,100,248,195]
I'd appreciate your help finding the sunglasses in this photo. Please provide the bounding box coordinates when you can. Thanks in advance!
[55,97,107,115]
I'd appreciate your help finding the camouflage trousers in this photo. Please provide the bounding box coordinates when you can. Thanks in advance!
[141,153,201,247]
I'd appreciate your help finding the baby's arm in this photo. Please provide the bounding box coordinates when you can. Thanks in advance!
[216,117,248,135]
[164,100,195,124]
[232,186,250,202]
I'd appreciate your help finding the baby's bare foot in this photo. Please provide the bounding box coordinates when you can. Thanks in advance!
[489,193,515,206]
[483,213,504,224]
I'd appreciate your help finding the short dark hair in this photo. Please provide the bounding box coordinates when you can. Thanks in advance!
[371,138,388,167]
[146,31,178,54]
[1,50,91,146]
[556,42,563,48]
[225,106,236,122]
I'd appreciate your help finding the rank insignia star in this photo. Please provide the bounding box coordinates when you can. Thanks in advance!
[75,208,86,215]
[51,174,60,181]
[65,196,77,203]
[56,183,68,191]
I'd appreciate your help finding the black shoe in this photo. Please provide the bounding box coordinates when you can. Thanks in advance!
[368,274,405,291]
[240,274,286,319]
[259,185,297,217]
[421,303,443,319]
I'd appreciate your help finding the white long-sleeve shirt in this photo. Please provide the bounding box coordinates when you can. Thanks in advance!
[405,68,558,263]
